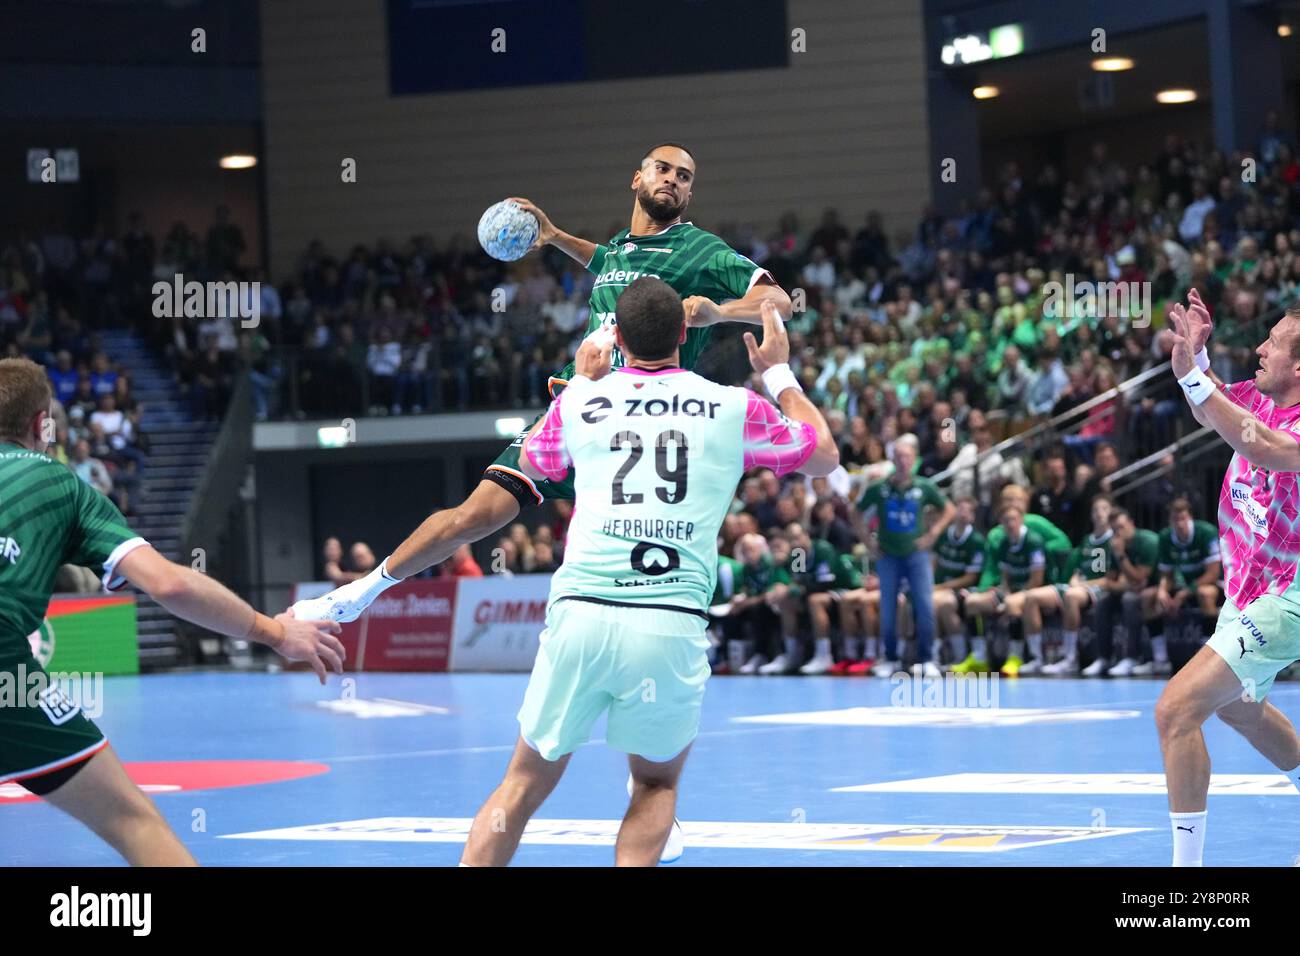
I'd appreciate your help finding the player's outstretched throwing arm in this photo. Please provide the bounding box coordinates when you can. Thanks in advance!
[115,545,345,683]
[1172,290,1300,472]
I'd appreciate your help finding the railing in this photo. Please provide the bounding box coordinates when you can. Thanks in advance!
[931,301,1288,509]
[179,370,254,567]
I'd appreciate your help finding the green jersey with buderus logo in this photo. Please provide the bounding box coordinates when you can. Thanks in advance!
[933,524,986,584]
[0,443,146,666]
[1158,520,1221,588]
[550,222,771,390]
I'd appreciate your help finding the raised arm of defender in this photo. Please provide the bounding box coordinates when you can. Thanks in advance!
[1171,291,1300,473]
[745,301,839,476]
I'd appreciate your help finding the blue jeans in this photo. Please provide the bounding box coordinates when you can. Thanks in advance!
[878,550,935,663]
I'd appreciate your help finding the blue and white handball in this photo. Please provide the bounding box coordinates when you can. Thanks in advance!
[477,200,539,261]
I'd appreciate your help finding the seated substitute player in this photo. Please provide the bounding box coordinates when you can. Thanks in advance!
[1020,494,1119,676]
[726,532,786,674]
[1157,290,1300,866]
[1148,496,1223,668]
[760,523,862,675]
[457,282,838,866]
[0,358,343,866]
[294,143,791,624]
[961,502,1047,676]
[1101,506,1161,677]
[957,484,1071,673]
[706,549,745,673]
[930,495,986,670]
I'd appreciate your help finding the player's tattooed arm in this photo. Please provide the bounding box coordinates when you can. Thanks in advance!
[506,197,597,267]
[684,278,792,328]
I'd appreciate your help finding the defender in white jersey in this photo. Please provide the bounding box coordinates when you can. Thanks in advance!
[1158,290,1300,866]
[458,279,838,866]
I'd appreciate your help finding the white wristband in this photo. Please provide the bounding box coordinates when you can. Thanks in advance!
[1178,367,1215,406]
[761,363,801,400]
[1195,347,1210,373]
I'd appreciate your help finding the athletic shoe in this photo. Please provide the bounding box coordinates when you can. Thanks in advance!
[1041,657,1078,676]
[660,817,684,864]
[910,662,925,676]
[951,653,989,674]
[827,659,859,676]
[846,658,876,676]
[739,654,767,675]
[627,774,683,865]
[799,654,835,676]
[759,654,793,675]
[1131,659,1172,677]
[1081,656,1110,677]
[1018,658,1043,676]
[1000,655,1023,678]
[1108,657,1138,677]
[710,661,731,676]
[871,659,901,678]
[921,660,942,678]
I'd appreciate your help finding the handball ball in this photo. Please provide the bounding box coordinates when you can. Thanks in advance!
[477,200,539,261]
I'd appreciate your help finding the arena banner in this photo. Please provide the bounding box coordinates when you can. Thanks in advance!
[447,575,550,673]
[28,594,139,675]
[292,580,458,672]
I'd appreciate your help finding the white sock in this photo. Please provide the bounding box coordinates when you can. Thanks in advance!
[865,636,880,658]
[844,636,863,660]
[814,637,832,659]
[950,634,968,660]
[1152,634,1169,663]
[1026,632,1043,660]
[972,636,987,660]
[1170,810,1207,867]
[1008,638,1025,659]
[1062,630,1078,659]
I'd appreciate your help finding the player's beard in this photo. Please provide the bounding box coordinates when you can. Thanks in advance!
[637,183,686,224]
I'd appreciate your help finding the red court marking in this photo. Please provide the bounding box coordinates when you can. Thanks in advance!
[1,759,330,805]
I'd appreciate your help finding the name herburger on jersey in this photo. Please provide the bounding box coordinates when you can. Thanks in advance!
[581,394,721,424]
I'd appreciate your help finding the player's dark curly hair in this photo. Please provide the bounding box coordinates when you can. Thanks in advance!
[616,277,683,362]
[642,142,695,166]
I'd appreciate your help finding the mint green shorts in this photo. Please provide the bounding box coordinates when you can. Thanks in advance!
[517,598,711,761]
[1206,596,1300,702]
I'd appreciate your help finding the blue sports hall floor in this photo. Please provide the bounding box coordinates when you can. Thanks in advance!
[4,671,1296,866]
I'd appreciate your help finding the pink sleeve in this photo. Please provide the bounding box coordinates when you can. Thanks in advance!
[522,398,571,481]
[1222,379,1258,409]
[741,390,818,476]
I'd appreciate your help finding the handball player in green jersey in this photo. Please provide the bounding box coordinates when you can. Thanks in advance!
[0,358,343,865]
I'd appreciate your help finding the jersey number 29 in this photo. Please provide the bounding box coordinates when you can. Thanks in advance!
[611,430,689,505]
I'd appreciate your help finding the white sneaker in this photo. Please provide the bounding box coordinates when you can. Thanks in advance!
[799,654,835,675]
[1131,659,1173,677]
[871,659,901,678]
[759,654,791,675]
[1082,657,1110,677]
[1041,657,1078,676]
[922,660,942,678]
[1108,657,1138,677]
[627,774,683,864]
[910,662,924,676]
[1018,658,1043,675]
[739,654,767,675]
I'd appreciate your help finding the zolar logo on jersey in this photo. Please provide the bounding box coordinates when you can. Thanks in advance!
[0,535,21,565]
[1229,481,1269,539]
